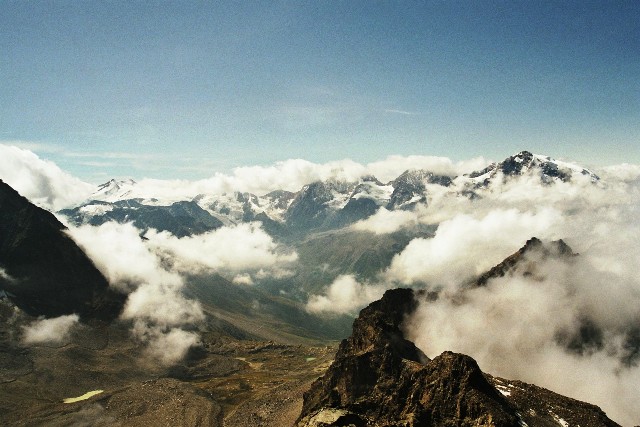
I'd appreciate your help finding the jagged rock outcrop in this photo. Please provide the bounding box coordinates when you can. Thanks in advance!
[297,288,521,427]
[0,180,125,320]
[297,287,621,427]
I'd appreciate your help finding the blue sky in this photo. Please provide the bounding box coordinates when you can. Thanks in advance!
[1,1,638,182]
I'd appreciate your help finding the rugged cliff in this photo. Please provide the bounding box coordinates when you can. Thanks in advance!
[297,288,620,427]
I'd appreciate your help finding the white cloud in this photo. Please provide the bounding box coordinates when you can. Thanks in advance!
[405,247,640,426]
[74,155,490,202]
[145,223,298,274]
[67,222,182,293]
[0,267,15,282]
[232,273,254,285]
[131,320,200,366]
[385,208,563,287]
[597,163,640,182]
[111,158,367,200]
[66,220,297,365]
[22,314,79,345]
[303,159,640,423]
[8,143,640,403]
[66,222,202,366]
[399,174,640,426]
[352,207,419,234]
[122,283,204,328]
[365,155,489,183]
[306,275,386,315]
[0,144,93,210]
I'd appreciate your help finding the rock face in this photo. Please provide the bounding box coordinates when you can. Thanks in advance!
[297,288,520,427]
[285,181,355,232]
[297,288,621,427]
[387,170,452,211]
[0,180,124,320]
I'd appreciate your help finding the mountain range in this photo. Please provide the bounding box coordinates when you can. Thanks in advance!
[60,151,599,239]
[0,150,635,426]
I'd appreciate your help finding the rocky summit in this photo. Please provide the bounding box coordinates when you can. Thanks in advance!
[297,288,620,427]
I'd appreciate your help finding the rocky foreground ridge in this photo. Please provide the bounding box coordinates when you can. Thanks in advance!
[297,288,620,427]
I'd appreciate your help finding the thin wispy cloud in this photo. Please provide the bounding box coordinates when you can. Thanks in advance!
[383,109,421,116]
[77,161,118,168]
[271,105,351,130]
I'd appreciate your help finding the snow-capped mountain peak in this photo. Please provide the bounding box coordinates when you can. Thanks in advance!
[467,151,599,185]
[91,178,138,202]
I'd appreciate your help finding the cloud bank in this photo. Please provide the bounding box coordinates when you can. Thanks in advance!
[67,222,201,365]
[384,207,563,287]
[145,222,297,280]
[6,144,640,421]
[66,220,296,365]
[0,144,490,213]
[404,237,640,426]
[71,155,490,202]
[352,207,419,235]
[0,144,93,210]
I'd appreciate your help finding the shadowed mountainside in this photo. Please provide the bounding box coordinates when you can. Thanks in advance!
[0,180,125,320]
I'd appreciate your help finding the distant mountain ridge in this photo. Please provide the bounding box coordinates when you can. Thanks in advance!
[61,199,224,238]
[60,151,597,238]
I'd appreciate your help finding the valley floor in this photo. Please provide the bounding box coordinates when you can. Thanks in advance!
[0,301,337,427]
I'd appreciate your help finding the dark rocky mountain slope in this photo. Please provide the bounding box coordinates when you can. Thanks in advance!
[475,237,575,287]
[0,180,124,320]
[387,169,452,210]
[61,199,223,238]
[297,288,620,427]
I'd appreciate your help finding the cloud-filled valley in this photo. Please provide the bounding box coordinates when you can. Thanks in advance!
[67,220,297,366]
[2,144,640,424]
